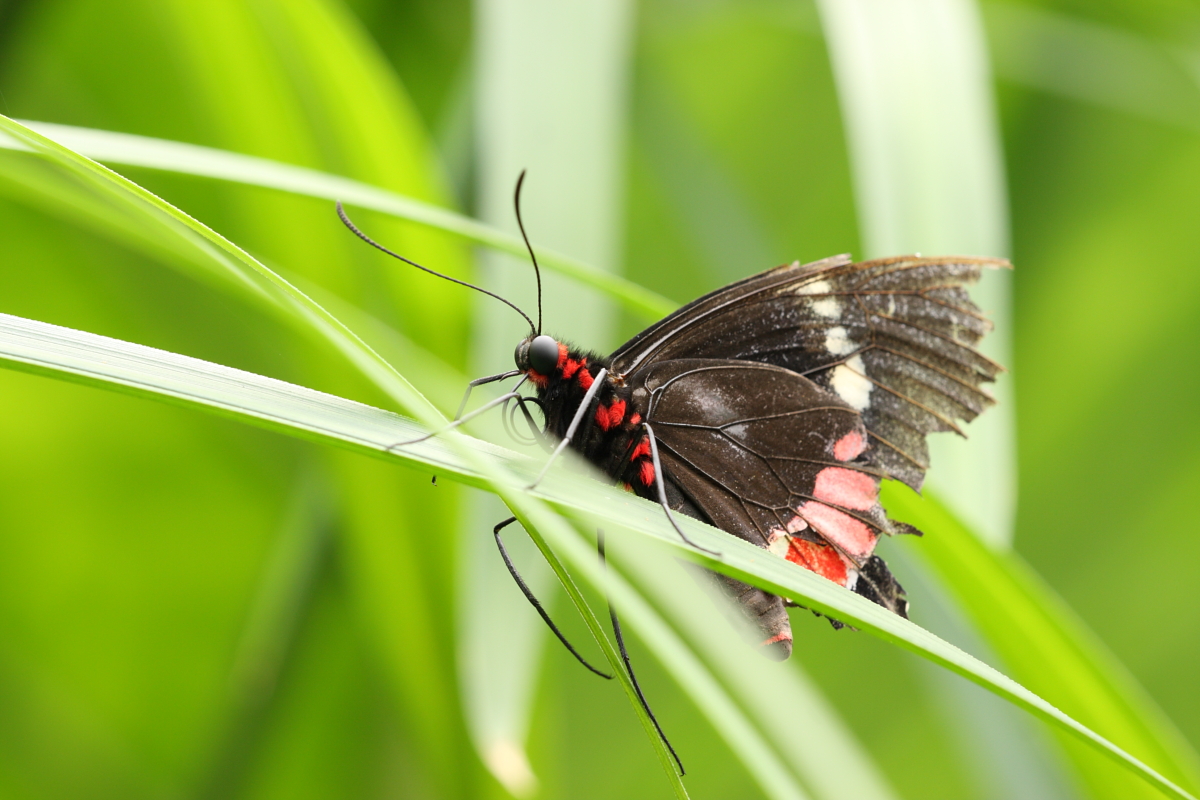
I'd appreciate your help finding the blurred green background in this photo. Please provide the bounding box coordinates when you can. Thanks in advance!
[1,0,1199,798]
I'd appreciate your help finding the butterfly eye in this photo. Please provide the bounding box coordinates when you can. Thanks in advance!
[528,335,560,374]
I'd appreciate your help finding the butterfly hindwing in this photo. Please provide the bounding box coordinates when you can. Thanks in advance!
[632,358,908,618]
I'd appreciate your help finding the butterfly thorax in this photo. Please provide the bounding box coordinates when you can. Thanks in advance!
[523,339,657,491]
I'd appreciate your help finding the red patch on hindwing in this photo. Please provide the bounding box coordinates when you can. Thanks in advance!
[784,537,849,586]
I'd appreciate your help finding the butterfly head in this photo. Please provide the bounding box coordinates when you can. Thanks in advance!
[515,334,560,376]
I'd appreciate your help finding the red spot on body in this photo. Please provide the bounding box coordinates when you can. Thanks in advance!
[799,502,877,559]
[577,368,594,390]
[596,399,627,431]
[629,438,651,462]
[784,537,850,586]
[812,467,878,510]
[833,430,865,462]
[761,631,792,647]
[629,413,641,426]
[639,460,655,486]
[562,357,584,379]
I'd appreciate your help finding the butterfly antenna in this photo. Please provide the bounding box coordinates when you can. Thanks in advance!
[513,170,543,335]
[337,202,536,335]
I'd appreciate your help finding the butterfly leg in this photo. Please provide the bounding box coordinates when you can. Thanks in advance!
[388,388,525,450]
[598,529,685,776]
[456,369,523,420]
[502,394,552,453]
[493,516,613,679]
[643,423,721,557]
[526,367,608,490]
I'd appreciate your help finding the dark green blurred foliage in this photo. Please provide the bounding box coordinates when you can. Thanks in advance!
[1,0,1199,798]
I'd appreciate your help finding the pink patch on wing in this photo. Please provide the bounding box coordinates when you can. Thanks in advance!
[812,467,878,510]
[783,538,849,586]
[833,430,865,462]
[798,501,877,559]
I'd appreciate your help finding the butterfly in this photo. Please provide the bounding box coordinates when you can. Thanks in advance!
[511,250,1005,659]
[336,177,1005,768]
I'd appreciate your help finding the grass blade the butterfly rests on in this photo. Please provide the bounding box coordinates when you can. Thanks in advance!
[0,115,690,796]
[1,310,1196,800]
[0,120,674,322]
[885,485,1200,800]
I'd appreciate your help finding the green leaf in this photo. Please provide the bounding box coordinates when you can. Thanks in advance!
[0,119,675,322]
[885,485,1200,800]
[0,115,440,417]
[1,309,1193,800]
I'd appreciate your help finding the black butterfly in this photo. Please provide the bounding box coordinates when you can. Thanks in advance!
[511,250,1005,658]
[337,177,1005,769]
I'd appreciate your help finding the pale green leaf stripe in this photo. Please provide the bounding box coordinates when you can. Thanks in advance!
[1,119,674,321]
[814,0,1015,550]
[0,311,1192,800]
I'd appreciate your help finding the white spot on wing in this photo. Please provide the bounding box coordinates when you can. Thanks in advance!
[811,297,840,318]
[830,355,872,410]
[844,567,860,592]
[824,326,856,356]
[794,279,840,317]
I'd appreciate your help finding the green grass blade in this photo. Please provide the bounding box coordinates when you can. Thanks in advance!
[606,533,898,800]
[1,310,1194,800]
[0,115,438,426]
[0,119,674,321]
[885,485,1200,799]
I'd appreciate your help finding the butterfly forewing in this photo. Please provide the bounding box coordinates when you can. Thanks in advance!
[613,254,1008,490]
